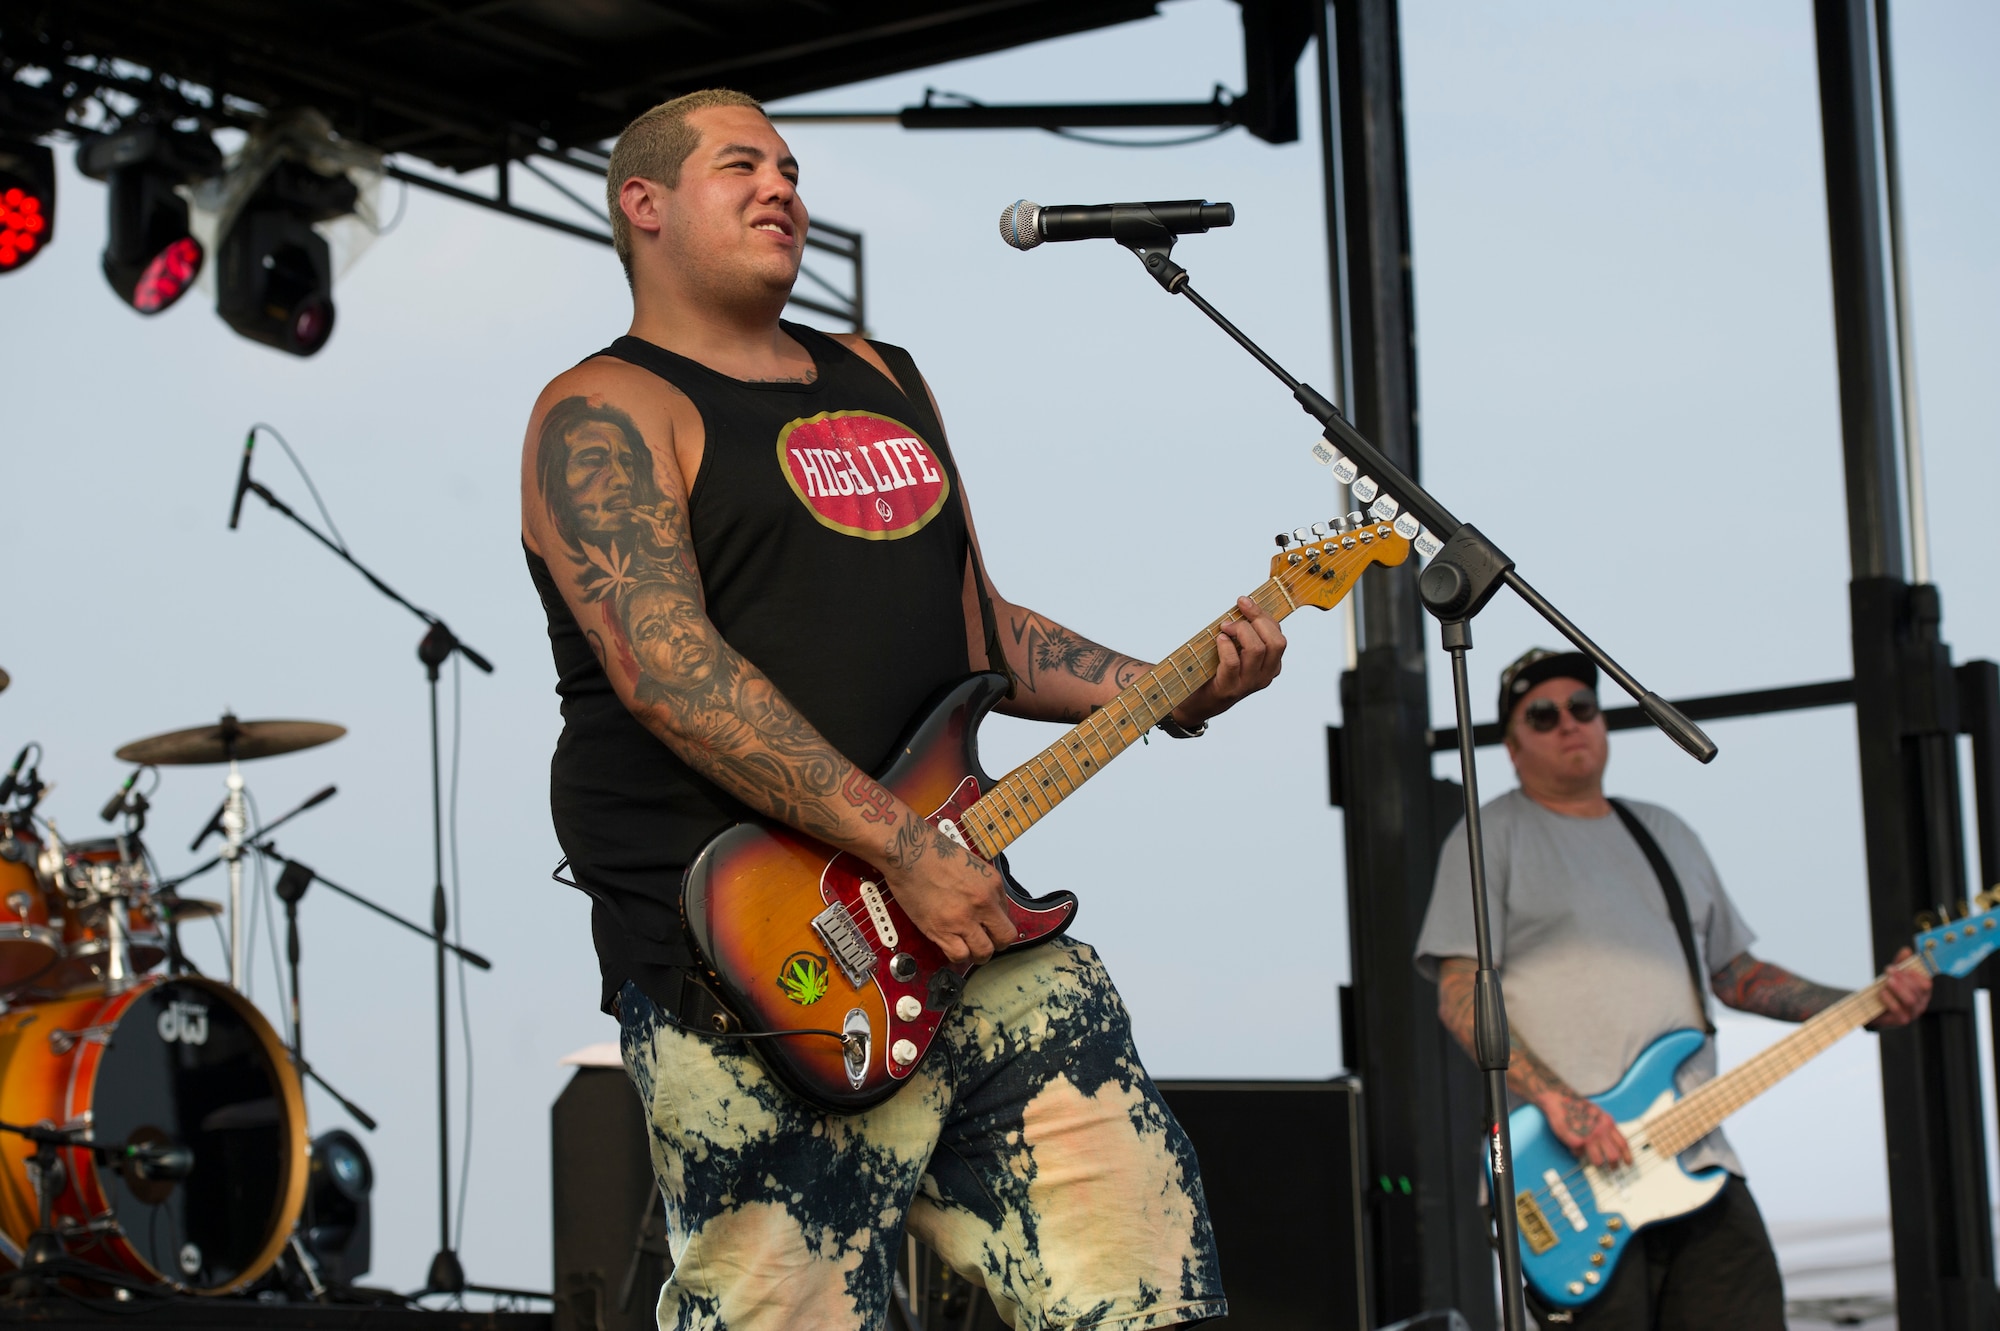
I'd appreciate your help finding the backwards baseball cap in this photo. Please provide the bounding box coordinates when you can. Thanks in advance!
[1498,647,1599,726]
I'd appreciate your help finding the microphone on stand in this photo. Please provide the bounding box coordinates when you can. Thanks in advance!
[998,199,1234,251]
[99,767,144,822]
[228,427,257,530]
[0,745,30,803]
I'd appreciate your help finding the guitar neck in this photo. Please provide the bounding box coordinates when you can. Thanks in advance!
[1645,956,1924,1157]
[957,578,1298,859]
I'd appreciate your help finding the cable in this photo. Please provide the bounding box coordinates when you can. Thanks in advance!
[449,652,474,1254]
[366,177,411,237]
[919,89,1238,149]
[249,424,349,553]
[1046,125,1234,148]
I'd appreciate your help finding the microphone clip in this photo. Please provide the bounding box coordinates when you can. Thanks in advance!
[1123,234,1189,294]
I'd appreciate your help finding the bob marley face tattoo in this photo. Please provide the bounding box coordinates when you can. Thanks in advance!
[535,396,674,601]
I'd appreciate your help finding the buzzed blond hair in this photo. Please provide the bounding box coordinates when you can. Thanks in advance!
[605,88,767,280]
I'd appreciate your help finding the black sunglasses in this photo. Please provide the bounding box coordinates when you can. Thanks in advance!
[1522,689,1600,733]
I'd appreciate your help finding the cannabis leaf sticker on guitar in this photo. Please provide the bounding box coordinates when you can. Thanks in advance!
[777,952,832,1006]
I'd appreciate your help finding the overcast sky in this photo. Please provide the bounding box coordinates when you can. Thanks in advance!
[2,0,1995,1305]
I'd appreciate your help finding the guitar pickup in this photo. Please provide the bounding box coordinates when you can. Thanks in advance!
[813,903,878,987]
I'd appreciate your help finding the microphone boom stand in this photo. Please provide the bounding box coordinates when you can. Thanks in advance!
[235,471,500,1298]
[1106,222,1719,1331]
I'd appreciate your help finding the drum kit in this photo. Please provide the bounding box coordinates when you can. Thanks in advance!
[0,701,351,1298]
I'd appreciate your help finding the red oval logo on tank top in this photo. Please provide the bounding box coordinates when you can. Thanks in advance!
[776,411,951,540]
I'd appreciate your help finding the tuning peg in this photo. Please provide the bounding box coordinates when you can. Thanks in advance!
[1310,522,1327,538]
[1347,510,1365,529]
[1293,527,1311,544]
[1331,515,1350,533]
[1274,533,1292,549]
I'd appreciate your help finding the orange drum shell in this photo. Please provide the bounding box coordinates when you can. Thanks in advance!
[0,852,60,989]
[0,977,307,1293]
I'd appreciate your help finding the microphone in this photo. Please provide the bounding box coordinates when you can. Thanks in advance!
[0,745,30,803]
[100,766,144,822]
[998,199,1234,251]
[228,427,257,530]
[123,1140,195,1183]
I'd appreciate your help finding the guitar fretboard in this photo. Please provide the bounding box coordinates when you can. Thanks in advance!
[1643,956,1925,1158]
[957,581,1299,859]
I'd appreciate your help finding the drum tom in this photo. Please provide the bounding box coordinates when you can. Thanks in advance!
[0,975,307,1292]
[0,827,59,990]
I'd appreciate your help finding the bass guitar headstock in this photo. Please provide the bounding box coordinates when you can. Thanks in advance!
[1270,515,1413,611]
[1915,887,2000,978]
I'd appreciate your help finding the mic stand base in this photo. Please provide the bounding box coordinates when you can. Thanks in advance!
[423,1247,465,1299]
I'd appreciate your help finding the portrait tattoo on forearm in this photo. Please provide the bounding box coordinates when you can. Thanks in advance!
[534,395,861,842]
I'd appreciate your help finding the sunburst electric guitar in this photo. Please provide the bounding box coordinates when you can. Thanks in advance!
[680,518,1411,1111]
[1504,897,2000,1310]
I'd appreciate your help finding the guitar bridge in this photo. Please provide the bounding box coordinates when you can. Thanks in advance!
[1515,1191,1559,1256]
[813,902,878,987]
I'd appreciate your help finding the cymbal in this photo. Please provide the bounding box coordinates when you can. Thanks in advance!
[115,712,346,766]
[156,894,224,922]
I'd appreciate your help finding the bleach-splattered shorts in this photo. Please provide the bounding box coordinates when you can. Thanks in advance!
[616,936,1225,1331]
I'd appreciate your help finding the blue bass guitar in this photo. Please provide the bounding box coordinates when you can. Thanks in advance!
[1498,900,1998,1309]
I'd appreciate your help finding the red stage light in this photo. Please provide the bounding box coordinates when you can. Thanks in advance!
[0,143,56,274]
[131,235,203,313]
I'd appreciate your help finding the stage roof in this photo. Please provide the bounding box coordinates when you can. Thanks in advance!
[2,0,1168,170]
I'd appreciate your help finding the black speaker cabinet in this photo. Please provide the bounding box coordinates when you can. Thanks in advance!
[552,1066,670,1331]
[1157,1079,1371,1331]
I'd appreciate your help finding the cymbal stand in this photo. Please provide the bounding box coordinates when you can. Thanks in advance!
[222,756,248,989]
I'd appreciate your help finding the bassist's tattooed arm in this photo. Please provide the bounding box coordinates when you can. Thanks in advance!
[1710,952,1847,1022]
[521,384,1016,964]
[1436,957,1633,1167]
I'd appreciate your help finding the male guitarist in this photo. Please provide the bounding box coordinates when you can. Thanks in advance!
[519,89,1286,1329]
[1414,647,1931,1329]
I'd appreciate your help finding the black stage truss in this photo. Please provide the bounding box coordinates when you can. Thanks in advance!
[0,0,1170,172]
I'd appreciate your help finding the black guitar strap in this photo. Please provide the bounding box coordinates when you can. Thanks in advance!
[866,337,1018,699]
[1609,799,1716,1035]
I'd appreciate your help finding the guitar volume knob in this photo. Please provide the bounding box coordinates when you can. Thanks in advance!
[888,952,917,982]
[895,995,922,1021]
[891,1039,918,1066]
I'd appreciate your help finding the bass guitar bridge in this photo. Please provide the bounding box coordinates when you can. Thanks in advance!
[812,902,878,987]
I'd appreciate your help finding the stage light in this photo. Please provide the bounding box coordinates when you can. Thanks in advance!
[80,127,222,314]
[0,138,55,274]
[301,1129,373,1285]
[217,159,356,357]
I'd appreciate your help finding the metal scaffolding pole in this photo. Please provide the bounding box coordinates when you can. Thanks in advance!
[1323,1,1493,1324]
[1813,2,1995,1326]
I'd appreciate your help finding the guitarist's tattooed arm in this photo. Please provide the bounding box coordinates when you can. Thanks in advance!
[1436,957,1634,1168]
[1710,948,1930,1029]
[519,372,1016,964]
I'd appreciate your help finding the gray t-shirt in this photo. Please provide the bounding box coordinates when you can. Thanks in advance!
[1414,788,1757,1176]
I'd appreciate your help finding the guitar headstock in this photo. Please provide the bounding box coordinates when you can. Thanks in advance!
[1269,516,1413,610]
[1915,887,2000,978]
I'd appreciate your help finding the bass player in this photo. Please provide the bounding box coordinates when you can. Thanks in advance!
[1414,647,1931,1329]
[519,88,1286,1329]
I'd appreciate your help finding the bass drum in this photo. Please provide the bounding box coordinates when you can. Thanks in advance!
[0,976,306,1293]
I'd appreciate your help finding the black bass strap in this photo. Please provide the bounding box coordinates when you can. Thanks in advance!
[1609,799,1715,1035]
[866,337,1018,699]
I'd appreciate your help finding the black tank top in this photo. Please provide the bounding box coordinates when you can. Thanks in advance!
[527,323,974,1012]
